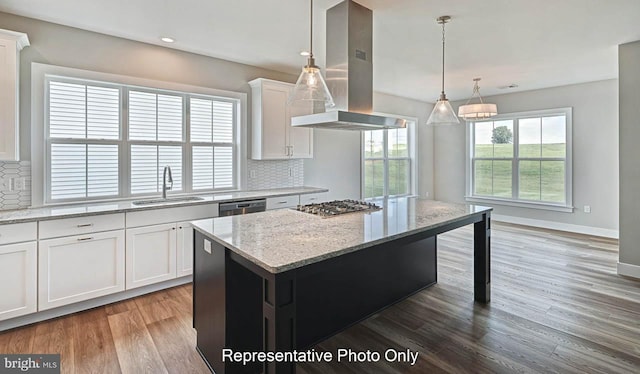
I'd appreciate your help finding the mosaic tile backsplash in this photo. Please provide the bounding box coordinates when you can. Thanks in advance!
[247,159,304,190]
[0,161,31,211]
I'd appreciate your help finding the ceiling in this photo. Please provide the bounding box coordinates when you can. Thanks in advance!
[2,0,639,102]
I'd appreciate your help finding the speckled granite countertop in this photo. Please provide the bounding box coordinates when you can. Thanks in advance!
[192,197,492,273]
[0,187,328,225]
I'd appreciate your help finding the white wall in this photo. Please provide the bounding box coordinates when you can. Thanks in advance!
[304,92,435,200]
[619,40,640,274]
[434,79,619,233]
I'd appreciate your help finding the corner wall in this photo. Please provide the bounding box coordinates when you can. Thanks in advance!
[434,79,619,236]
[618,40,640,278]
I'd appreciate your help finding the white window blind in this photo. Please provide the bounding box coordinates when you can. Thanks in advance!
[190,97,235,190]
[129,90,184,195]
[48,81,120,200]
[45,76,239,203]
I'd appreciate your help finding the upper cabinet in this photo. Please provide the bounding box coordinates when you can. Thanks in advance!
[249,78,313,160]
[0,29,29,161]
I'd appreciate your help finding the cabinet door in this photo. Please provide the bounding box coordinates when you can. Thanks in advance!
[0,241,36,321]
[260,84,290,159]
[176,222,194,277]
[288,101,314,159]
[39,231,125,311]
[126,223,177,289]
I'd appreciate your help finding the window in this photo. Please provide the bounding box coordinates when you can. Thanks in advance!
[363,124,414,198]
[467,108,572,211]
[45,76,240,203]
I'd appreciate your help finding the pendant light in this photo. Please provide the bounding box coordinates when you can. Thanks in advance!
[290,0,335,110]
[458,78,498,121]
[426,16,460,126]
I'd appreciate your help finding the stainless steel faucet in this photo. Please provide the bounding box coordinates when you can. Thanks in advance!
[162,166,173,199]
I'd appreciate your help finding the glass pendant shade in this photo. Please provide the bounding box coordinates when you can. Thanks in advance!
[427,97,460,125]
[290,63,335,109]
[458,103,498,120]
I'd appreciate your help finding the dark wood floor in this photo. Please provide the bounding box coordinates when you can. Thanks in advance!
[1,223,638,374]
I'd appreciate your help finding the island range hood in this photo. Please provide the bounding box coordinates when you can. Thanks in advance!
[291,0,407,131]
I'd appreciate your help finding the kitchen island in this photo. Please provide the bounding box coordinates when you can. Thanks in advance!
[192,197,492,374]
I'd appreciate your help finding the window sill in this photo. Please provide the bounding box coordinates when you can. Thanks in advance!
[464,196,574,213]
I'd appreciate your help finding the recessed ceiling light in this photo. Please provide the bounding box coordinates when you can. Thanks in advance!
[161,37,175,43]
[300,51,310,56]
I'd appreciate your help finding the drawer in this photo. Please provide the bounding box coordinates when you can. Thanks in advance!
[126,203,218,228]
[300,193,328,205]
[0,222,37,245]
[39,213,125,239]
[266,195,300,210]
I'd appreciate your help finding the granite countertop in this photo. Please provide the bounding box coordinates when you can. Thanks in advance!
[0,186,328,225]
[192,197,492,273]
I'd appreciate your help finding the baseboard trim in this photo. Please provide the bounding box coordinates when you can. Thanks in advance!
[617,262,640,279]
[0,276,192,332]
[492,214,619,239]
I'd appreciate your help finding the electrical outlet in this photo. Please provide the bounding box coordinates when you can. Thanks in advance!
[13,177,26,191]
[584,205,591,213]
[425,191,430,198]
[250,170,257,179]
[0,178,12,192]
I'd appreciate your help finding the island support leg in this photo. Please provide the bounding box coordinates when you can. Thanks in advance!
[474,212,491,303]
[263,272,297,374]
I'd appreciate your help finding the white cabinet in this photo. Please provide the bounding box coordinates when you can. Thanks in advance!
[176,221,194,277]
[38,230,125,310]
[0,241,36,321]
[125,223,177,289]
[0,29,29,161]
[300,192,328,205]
[266,195,300,210]
[249,78,313,160]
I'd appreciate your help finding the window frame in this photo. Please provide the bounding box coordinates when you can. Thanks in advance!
[465,107,573,212]
[32,63,247,207]
[361,115,417,199]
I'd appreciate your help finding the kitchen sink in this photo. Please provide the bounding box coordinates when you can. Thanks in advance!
[132,196,204,206]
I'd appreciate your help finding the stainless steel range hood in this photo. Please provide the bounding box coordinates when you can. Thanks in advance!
[291,0,407,131]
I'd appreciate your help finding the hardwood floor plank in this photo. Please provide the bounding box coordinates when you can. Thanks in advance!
[146,317,210,374]
[72,316,121,374]
[107,309,168,374]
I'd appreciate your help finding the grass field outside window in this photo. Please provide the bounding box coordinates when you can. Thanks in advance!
[469,109,571,208]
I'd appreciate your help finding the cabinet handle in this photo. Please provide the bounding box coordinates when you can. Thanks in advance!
[77,237,93,241]
[77,223,93,228]
[172,227,176,230]
[277,201,287,204]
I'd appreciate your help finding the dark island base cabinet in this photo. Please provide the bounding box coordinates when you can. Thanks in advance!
[194,212,491,374]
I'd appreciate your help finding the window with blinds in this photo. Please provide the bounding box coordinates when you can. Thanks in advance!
[46,77,239,203]
[190,98,235,190]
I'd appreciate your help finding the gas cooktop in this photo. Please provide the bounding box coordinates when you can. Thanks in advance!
[295,199,381,217]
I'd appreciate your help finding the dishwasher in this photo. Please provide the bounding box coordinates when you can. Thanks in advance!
[218,199,266,216]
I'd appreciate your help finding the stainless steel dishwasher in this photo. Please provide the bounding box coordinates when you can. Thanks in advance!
[218,199,266,216]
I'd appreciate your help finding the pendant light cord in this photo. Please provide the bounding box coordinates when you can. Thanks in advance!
[441,20,446,96]
[309,0,314,58]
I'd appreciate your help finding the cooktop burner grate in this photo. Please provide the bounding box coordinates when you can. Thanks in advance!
[295,199,381,217]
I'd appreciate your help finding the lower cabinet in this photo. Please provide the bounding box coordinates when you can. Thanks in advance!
[38,230,125,311]
[0,241,37,321]
[177,221,194,277]
[126,223,177,290]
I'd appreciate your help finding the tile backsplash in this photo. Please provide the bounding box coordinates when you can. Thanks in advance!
[0,161,31,211]
[247,159,304,190]
[0,159,300,210]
